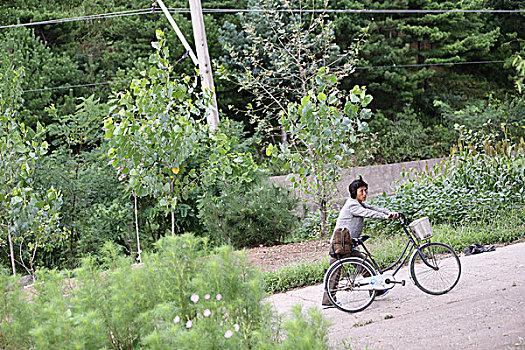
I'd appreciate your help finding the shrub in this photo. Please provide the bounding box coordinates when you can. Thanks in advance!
[367,106,453,164]
[0,235,329,349]
[199,181,300,248]
[0,268,35,349]
[287,209,338,243]
[369,148,525,231]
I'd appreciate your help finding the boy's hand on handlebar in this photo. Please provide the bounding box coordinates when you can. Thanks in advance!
[387,212,399,219]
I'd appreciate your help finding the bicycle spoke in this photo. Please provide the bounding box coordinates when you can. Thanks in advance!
[410,243,461,295]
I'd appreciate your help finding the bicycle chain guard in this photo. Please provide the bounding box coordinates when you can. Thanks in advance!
[352,274,397,291]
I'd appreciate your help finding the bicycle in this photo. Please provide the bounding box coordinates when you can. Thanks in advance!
[323,213,461,313]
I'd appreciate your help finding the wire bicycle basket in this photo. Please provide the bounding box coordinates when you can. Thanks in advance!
[408,217,433,241]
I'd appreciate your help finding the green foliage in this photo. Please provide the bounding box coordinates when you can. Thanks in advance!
[0,27,83,127]
[218,0,363,140]
[331,0,506,112]
[326,0,521,163]
[287,209,338,243]
[33,94,120,269]
[0,59,62,275]
[366,106,453,164]
[199,180,300,248]
[370,146,525,229]
[431,207,525,253]
[264,258,330,294]
[278,305,330,350]
[105,32,262,248]
[1,0,523,165]
[267,69,373,236]
[0,268,36,349]
[435,95,525,147]
[104,30,211,246]
[105,30,207,203]
[0,235,329,349]
[199,119,261,189]
[515,55,525,94]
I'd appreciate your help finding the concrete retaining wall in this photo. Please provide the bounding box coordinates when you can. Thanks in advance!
[269,158,444,208]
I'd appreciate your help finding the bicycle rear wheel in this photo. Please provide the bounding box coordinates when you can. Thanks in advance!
[324,257,377,313]
[410,242,461,295]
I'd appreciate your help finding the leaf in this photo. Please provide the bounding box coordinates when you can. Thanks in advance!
[151,41,161,50]
[266,144,275,156]
[328,94,338,105]
[349,93,360,103]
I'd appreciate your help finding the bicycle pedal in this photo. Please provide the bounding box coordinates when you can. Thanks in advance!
[386,279,405,286]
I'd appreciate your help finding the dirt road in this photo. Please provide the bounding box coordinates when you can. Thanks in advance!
[266,241,525,349]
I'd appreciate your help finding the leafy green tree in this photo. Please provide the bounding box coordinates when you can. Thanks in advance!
[514,55,525,94]
[327,0,515,163]
[218,0,364,144]
[104,30,210,261]
[267,68,373,236]
[0,59,62,276]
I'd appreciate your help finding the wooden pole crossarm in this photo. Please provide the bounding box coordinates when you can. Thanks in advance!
[156,0,199,66]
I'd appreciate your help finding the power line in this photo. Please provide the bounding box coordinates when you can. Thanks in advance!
[22,59,512,93]
[201,8,525,13]
[355,59,512,70]
[23,80,125,93]
[2,7,524,29]
[0,8,157,29]
[22,51,191,93]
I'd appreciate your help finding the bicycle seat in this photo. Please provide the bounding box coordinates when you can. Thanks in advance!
[352,235,370,245]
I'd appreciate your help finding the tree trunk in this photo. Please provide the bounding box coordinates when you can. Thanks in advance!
[171,181,175,237]
[133,191,142,264]
[69,162,80,270]
[7,225,16,276]
[320,199,328,239]
[280,126,288,147]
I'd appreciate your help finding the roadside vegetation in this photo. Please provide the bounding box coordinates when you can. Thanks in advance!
[264,205,525,293]
[1,0,524,347]
[0,235,330,349]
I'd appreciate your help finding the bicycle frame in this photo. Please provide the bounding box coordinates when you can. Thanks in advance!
[357,216,436,277]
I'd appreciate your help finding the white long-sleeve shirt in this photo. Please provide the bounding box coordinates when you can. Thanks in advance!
[330,198,390,244]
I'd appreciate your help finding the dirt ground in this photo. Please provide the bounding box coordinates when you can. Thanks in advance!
[244,239,331,272]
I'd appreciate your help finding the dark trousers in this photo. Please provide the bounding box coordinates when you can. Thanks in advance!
[322,250,369,305]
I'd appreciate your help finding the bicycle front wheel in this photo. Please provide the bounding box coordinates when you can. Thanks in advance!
[324,257,377,313]
[410,242,461,295]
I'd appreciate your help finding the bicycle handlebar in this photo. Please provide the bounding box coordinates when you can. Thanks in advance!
[396,212,407,225]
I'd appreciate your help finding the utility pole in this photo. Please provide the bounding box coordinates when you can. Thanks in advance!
[157,0,220,131]
[188,0,220,131]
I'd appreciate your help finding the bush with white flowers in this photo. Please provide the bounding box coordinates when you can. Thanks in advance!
[0,234,329,349]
